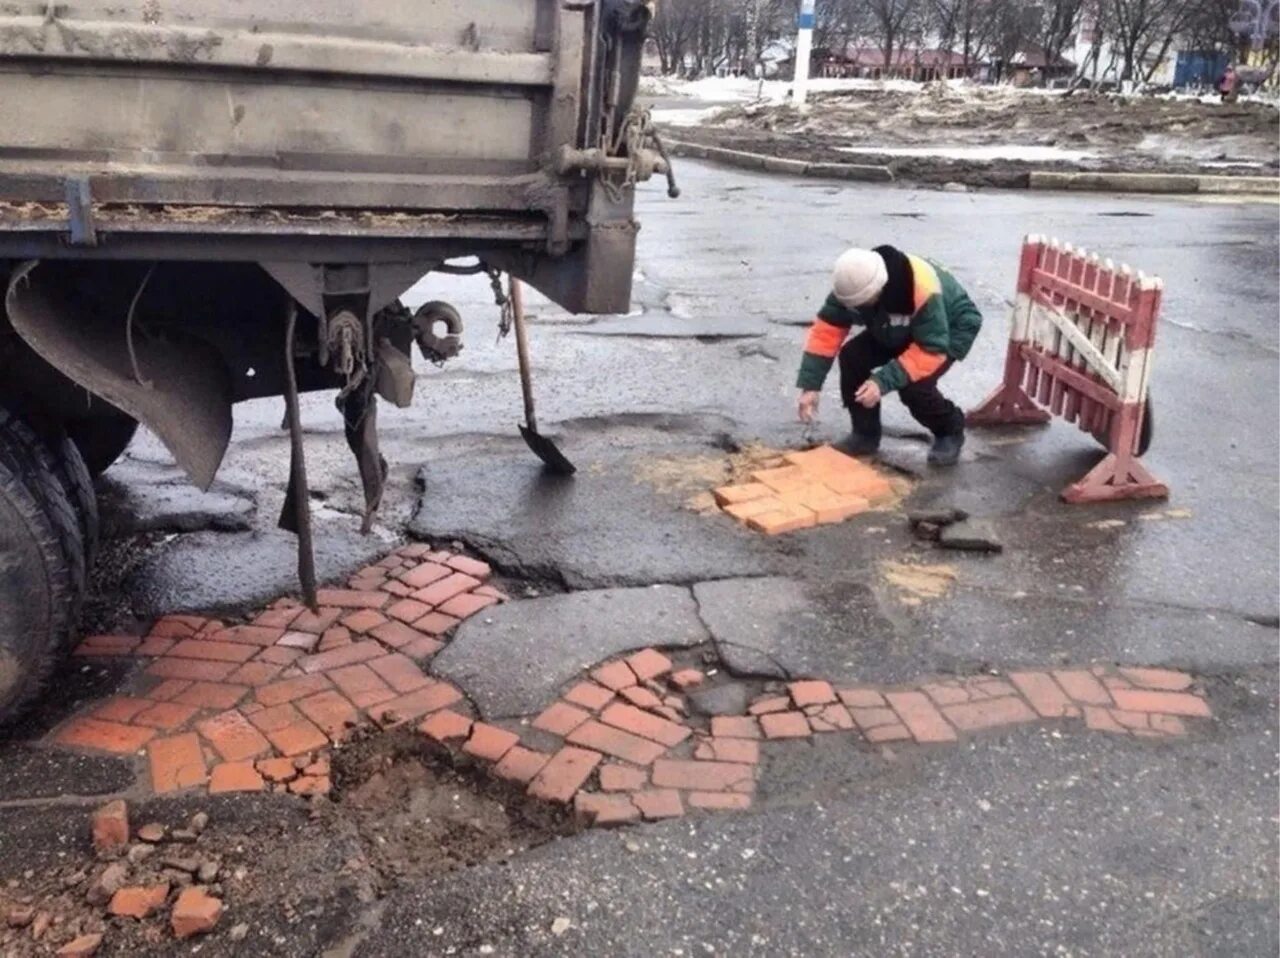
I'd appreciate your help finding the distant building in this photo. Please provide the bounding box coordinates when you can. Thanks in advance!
[779,46,986,81]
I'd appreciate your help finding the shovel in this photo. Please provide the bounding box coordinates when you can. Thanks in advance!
[509,279,576,475]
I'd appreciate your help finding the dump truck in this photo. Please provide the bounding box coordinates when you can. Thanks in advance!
[0,0,673,722]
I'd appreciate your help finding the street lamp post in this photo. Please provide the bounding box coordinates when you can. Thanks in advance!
[793,0,816,105]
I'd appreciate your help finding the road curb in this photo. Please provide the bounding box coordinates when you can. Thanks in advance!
[1025,171,1277,195]
[665,140,894,183]
[666,139,1279,195]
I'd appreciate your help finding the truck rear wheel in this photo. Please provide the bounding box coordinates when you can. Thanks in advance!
[0,409,85,723]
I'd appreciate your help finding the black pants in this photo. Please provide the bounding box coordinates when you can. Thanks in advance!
[838,332,963,439]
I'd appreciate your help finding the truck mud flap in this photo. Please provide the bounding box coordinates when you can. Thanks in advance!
[5,261,232,490]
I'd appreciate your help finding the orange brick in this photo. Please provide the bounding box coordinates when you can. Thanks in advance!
[591,660,637,691]
[1119,667,1193,692]
[865,723,911,743]
[419,709,473,742]
[296,690,360,739]
[807,703,855,732]
[91,799,129,854]
[567,721,666,765]
[168,639,257,664]
[575,791,639,826]
[1150,714,1187,736]
[149,615,204,638]
[802,489,870,524]
[257,756,299,783]
[599,763,648,791]
[748,695,790,715]
[399,561,452,589]
[385,599,431,624]
[723,496,786,522]
[109,883,169,919]
[533,701,591,737]
[599,702,690,747]
[527,746,602,803]
[93,696,152,723]
[788,680,836,707]
[824,470,894,502]
[315,588,387,610]
[328,664,393,703]
[257,646,304,667]
[921,682,970,706]
[318,626,352,651]
[564,682,615,711]
[146,658,237,683]
[412,612,461,637]
[383,579,411,600]
[1083,705,1126,733]
[196,710,271,762]
[277,631,319,651]
[133,637,176,657]
[214,625,286,647]
[850,706,899,729]
[625,648,673,682]
[446,555,491,579]
[298,640,385,674]
[134,701,200,732]
[340,609,388,634]
[747,501,817,535]
[669,669,704,689]
[1009,672,1075,718]
[783,445,860,475]
[462,723,520,761]
[254,606,302,630]
[146,679,194,702]
[369,620,425,649]
[1053,670,1113,706]
[759,711,810,739]
[401,635,445,661]
[257,708,329,756]
[492,746,551,784]
[226,661,284,686]
[1110,688,1210,717]
[710,716,761,739]
[410,573,481,607]
[619,686,664,710]
[688,792,751,810]
[290,607,343,634]
[695,738,760,764]
[367,653,431,693]
[147,733,208,792]
[79,634,140,654]
[712,482,773,507]
[942,696,1037,731]
[751,465,807,491]
[652,759,754,792]
[209,761,265,794]
[376,681,463,723]
[256,673,332,707]
[632,789,684,820]
[437,591,498,620]
[885,691,957,743]
[55,718,155,754]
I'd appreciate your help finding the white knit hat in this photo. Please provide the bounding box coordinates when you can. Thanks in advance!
[832,248,888,308]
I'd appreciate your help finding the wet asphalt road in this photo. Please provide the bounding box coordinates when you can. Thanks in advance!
[5,164,1278,956]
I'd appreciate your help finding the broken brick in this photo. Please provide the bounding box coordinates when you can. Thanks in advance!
[147,733,208,793]
[445,554,492,578]
[625,648,673,682]
[133,701,200,732]
[748,696,790,715]
[619,686,664,710]
[632,789,684,820]
[493,746,551,784]
[1052,669,1113,706]
[710,716,761,739]
[807,703,855,732]
[599,702,690,747]
[56,934,103,957]
[1119,667,1193,692]
[296,690,361,739]
[437,591,498,620]
[367,653,431,694]
[688,791,751,810]
[91,800,129,855]
[942,696,1037,731]
[277,631,320,652]
[376,682,463,724]
[109,883,169,919]
[209,762,265,794]
[196,710,272,762]
[288,774,330,796]
[298,640,386,674]
[865,723,911,743]
[694,738,760,764]
[54,718,155,755]
[257,757,300,783]
[171,887,223,939]
[533,701,591,737]
[788,680,836,707]
[653,759,754,792]
[760,711,810,739]
[249,703,329,756]
[885,691,957,743]
[575,791,639,826]
[256,673,332,707]
[567,720,667,765]
[563,682,615,711]
[591,660,637,692]
[419,709,473,742]
[462,723,520,762]
[1110,688,1210,717]
[528,747,602,803]
[1008,671,1075,718]
[669,669,705,690]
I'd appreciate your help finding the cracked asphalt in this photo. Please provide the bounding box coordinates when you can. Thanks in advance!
[2,163,1277,956]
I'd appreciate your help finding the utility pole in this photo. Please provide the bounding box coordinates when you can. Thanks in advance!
[793,0,816,105]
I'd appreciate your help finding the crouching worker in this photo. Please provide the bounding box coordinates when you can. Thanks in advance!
[796,245,982,466]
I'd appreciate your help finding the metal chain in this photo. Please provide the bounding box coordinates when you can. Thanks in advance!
[487,267,515,342]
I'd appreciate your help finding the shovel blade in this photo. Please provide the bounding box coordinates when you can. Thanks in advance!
[519,424,576,476]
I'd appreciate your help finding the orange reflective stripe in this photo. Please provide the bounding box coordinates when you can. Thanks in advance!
[908,255,941,312]
[804,318,849,358]
[898,342,947,382]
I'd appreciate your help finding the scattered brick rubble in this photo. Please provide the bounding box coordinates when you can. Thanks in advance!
[54,544,1213,836]
[713,445,899,534]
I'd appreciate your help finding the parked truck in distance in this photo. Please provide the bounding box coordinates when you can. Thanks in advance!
[0,0,672,722]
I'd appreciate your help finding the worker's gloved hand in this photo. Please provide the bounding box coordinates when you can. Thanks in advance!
[854,379,882,408]
[797,390,820,423]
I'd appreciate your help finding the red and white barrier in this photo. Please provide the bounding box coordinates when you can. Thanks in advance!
[968,235,1168,503]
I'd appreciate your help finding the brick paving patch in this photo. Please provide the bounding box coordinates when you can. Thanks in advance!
[57,545,1215,826]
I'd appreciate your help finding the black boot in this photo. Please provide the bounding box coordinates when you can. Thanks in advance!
[927,428,965,466]
[832,431,880,458]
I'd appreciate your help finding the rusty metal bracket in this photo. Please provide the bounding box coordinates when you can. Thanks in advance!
[64,177,97,248]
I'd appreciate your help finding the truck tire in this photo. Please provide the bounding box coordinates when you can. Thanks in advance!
[0,411,84,723]
[69,416,138,478]
[46,431,99,567]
